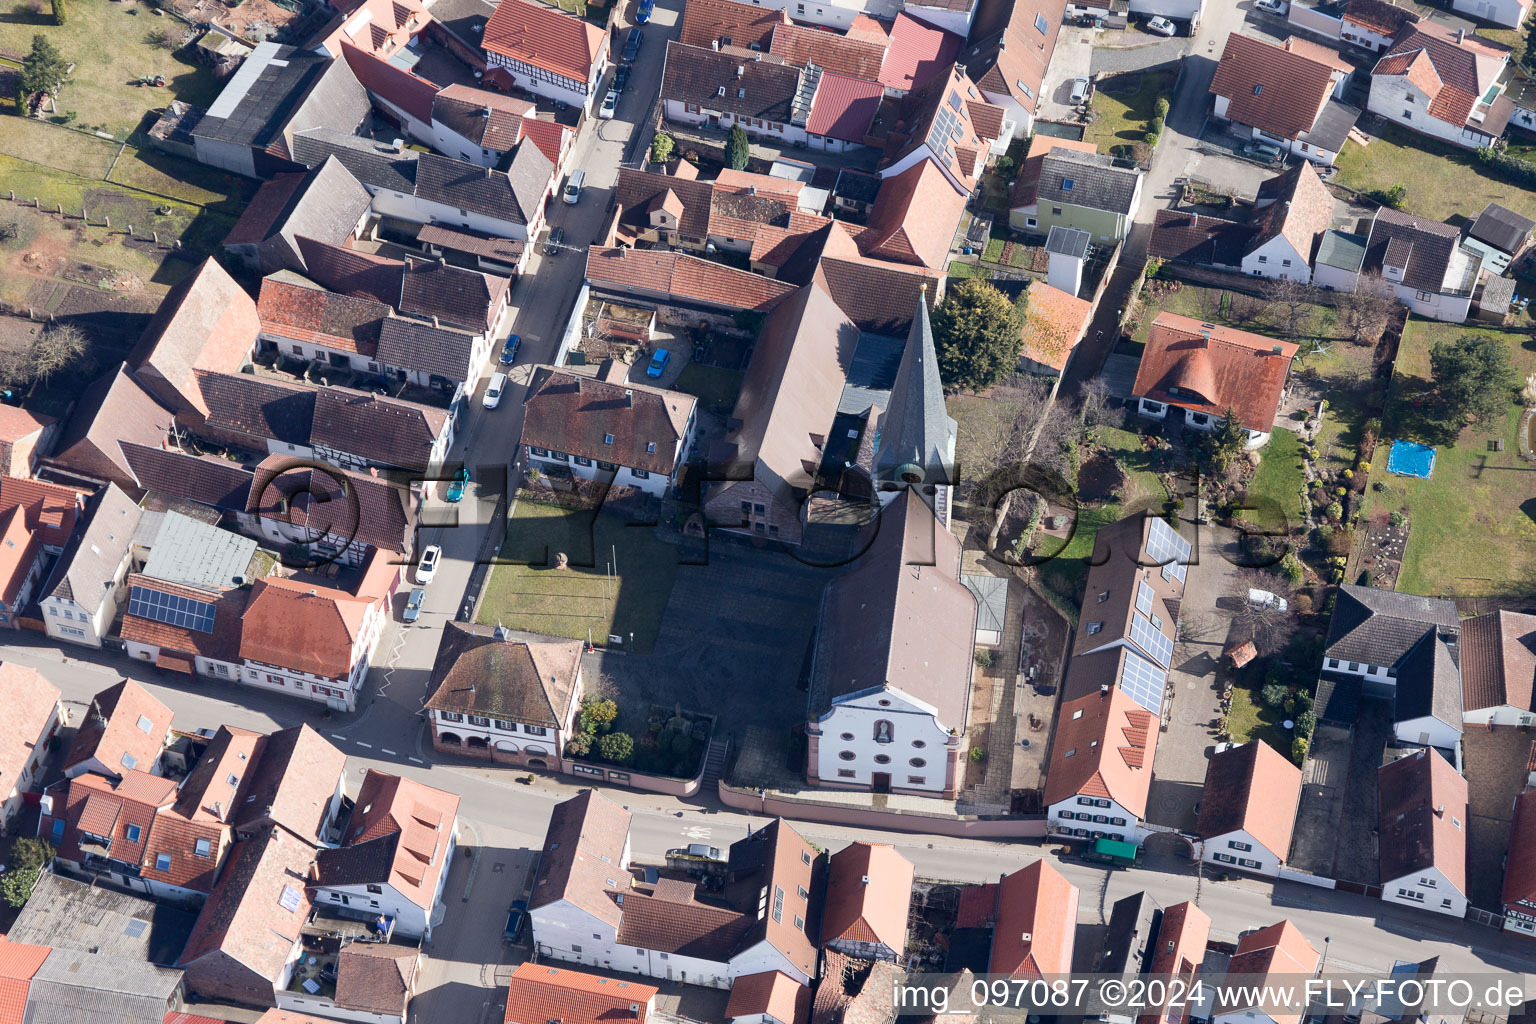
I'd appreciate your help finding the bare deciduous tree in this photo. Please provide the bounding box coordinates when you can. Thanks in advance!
[1226,290,1271,326]
[1263,278,1319,339]
[1079,376,1123,432]
[1337,272,1399,346]
[29,322,89,387]
[1228,569,1299,656]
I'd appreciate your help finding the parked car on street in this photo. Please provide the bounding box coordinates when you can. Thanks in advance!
[622,28,642,62]
[504,900,528,942]
[482,373,507,410]
[1248,588,1289,613]
[635,0,654,23]
[1243,140,1284,161]
[500,334,521,365]
[599,90,619,119]
[545,226,565,256]
[446,466,471,501]
[1146,15,1176,34]
[646,348,671,378]
[667,844,724,861]
[615,63,631,91]
[416,545,441,585]
[1254,0,1287,13]
[402,588,426,622]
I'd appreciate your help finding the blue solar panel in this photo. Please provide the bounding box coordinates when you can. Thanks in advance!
[127,586,216,633]
[1135,580,1155,616]
[1130,612,1174,668]
[1146,517,1191,583]
[1118,650,1167,714]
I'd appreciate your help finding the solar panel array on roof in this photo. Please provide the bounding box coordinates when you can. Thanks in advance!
[927,99,963,163]
[1146,517,1190,582]
[1118,650,1167,714]
[1130,613,1173,668]
[127,586,216,634]
[1135,580,1155,616]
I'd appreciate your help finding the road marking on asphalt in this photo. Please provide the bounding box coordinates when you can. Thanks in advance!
[382,749,396,755]
[355,741,372,749]
[409,757,425,764]
[330,733,345,741]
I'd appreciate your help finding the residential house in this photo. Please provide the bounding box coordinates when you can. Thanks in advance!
[853,158,967,273]
[1132,313,1300,448]
[818,842,914,962]
[727,971,810,1024]
[1019,279,1092,376]
[1368,23,1512,148]
[1501,787,1536,937]
[1451,0,1530,27]
[880,12,963,96]
[1195,740,1304,877]
[987,860,1079,975]
[0,475,85,629]
[1377,749,1468,917]
[806,73,886,153]
[1463,202,1535,276]
[1242,161,1337,282]
[399,254,511,341]
[874,66,997,195]
[178,826,317,1007]
[0,662,63,826]
[482,0,610,112]
[129,258,261,427]
[958,0,1067,135]
[25,946,185,1022]
[121,574,250,682]
[247,456,414,566]
[527,789,633,966]
[1009,139,1143,241]
[254,271,391,378]
[1149,208,1258,273]
[1312,228,1372,291]
[223,157,372,276]
[1338,0,1420,52]
[1209,34,1359,166]
[504,963,658,1024]
[192,42,370,177]
[805,490,976,798]
[0,406,55,477]
[1043,686,1158,844]
[425,622,583,768]
[1136,902,1211,1024]
[64,679,174,780]
[39,484,141,647]
[308,0,431,61]
[677,0,786,51]
[1361,206,1482,321]
[583,246,799,318]
[233,724,348,845]
[659,42,810,146]
[1459,610,1536,726]
[46,364,175,495]
[1213,922,1319,1024]
[428,84,574,177]
[377,308,499,394]
[393,149,555,245]
[520,369,698,498]
[238,573,392,711]
[1318,585,1463,749]
[38,768,178,896]
[311,769,460,938]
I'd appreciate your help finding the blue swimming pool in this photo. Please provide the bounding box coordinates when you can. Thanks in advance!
[1386,440,1436,479]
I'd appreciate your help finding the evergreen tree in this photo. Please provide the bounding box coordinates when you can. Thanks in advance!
[724,124,749,171]
[19,35,68,102]
[931,278,1023,391]
[1430,334,1518,428]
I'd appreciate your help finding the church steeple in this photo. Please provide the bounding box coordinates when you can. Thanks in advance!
[874,289,957,488]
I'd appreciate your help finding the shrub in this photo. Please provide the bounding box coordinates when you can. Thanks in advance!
[51,0,64,24]
[1294,593,1314,614]
[598,731,634,764]
[1342,469,1353,480]
[1359,462,1371,474]
[649,132,674,165]
[974,648,994,668]
[996,156,1015,174]
[1262,682,1290,707]
[1149,115,1164,136]
[969,746,987,763]
[1296,710,1317,738]
[1372,481,1386,492]
[564,732,592,758]
[1325,501,1343,521]
[1334,486,1347,497]
[1292,736,1310,763]
[1314,524,1334,545]
[1154,96,1170,119]
[1279,551,1305,585]
[1372,184,1407,210]
[1144,131,1160,147]
[1389,510,1406,527]
[1287,692,1312,716]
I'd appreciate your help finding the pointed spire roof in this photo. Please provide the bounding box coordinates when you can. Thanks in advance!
[875,291,956,483]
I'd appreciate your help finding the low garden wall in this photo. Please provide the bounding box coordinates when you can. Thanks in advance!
[718,782,1046,838]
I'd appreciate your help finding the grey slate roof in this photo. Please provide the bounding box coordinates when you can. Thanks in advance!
[660,41,802,124]
[44,483,142,611]
[414,147,551,228]
[142,510,262,589]
[1324,584,1460,668]
[273,156,372,265]
[1035,148,1140,215]
[376,316,480,381]
[120,442,257,511]
[289,127,420,193]
[196,369,316,447]
[1469,202,1535,255]
[1364,207,1466,294]
[1300,99,1361,153]
[1317,229,1368,272]
[193,42,369,155]
[1394,632,1463,729]
[872,295,957,486]
[962,573,1008,638]
[837,331,904,416]
[26,947,183,1024]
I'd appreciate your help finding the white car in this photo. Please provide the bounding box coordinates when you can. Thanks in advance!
[1248,588,1289,613]
[416,545,441,585]
[1254,0,1288,12]
[599,90,619,119]
[1146,15,1176,34]
[1070,76,1091,104]
[483,371,507,409]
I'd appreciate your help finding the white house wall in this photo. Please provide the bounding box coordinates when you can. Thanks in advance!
[1463,705,1536,727]
[1047,795,1144,844]
[277,988,404,1024]
[1128,0,1203,21]
[1393,714,1462,751]
[1311,261,1360,293]
[1382,867,1468,917]
[1203,828,1282,877]
[813,689,954,795]
[1389,282,1471,322]
[1242,235,1312,282]
[1451,0,1529,27]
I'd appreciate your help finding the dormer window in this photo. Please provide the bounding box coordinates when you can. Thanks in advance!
[1253,84,1262,95]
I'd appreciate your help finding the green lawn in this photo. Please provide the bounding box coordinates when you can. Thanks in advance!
[1226,682,1294,757]
[478,493,680,652]
[1365,319,1536,597]
[1334,121,1536,224]
[1134,282,1347,349]
[0,0,224,138]
[1084,69,1174,154]
[1246,427,1306,534]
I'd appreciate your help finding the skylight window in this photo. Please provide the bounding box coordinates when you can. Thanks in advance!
[1062,178,1075,191]
[1034,12,1048,32]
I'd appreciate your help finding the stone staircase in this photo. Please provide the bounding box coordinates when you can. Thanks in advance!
[700,738,730,790]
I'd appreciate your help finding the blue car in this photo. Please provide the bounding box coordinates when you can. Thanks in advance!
[646,348,670,378]
[635,0,653,23]
[445,466,470,503]
[622,28,641,62]
[614,63,631,92]
[402,588,426,622]
[503,900,528,942]
[499,334,521,366]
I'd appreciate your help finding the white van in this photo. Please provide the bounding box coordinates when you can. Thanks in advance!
[483,371,508,409]
[563,169,585,205]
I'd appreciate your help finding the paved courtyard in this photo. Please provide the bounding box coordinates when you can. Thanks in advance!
[1463,726,1536,910]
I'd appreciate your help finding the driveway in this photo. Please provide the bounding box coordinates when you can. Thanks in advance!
[1090,37,1190,75]
[1039,25,1096,122]
[1145,518,1249,833]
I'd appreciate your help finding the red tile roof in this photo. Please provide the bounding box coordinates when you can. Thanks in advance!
[225,174,308,248]
[726,971,809,1024]
[963,0,1065,114]
[806,73,884,143]
[770,23,887,81]
[321,769,459,912]
[1131,312,1299,433]
[1283,35,1352,73]
[1220,921,1318,1024]
[0,475,84,549]
[679,0,785,50]
[334,942,417,1016]
[855,158,965,271]
[120,575,247,665]
[48,769,174,870]
[240,577,374,681]
[505,964,658,1024]
[0,406,51,445]
[64,679,173,777]
[531,790,632,928]
[0,506,39,607]
[0,939,50,1024]
[1196,740,1303,861]
[1137,902,1211,1024]
[1503,787,1536,908]
[0,663,59,814]
[1377,748,1467,894]
[1042,686,1159,817]
[257,273,391,356]
[340,41,438,124]
[1210,33,1334,141]
[1020,281,1091,371]
[521,367,695,475]
[483,0,606,84]
[1343,0,1420,35]
[988,860,1078,976]
[880,13,961,93]
[585,246,798,313]
[1372,21,1508,129]
[235,724,346,844]
[820,843,914,953]
[1461,610,1536,713]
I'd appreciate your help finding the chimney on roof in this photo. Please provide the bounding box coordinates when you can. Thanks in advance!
[625,389,633,408]
[309,589,318,597]
[861,874,870,885]
[1200,328,1211,347]
[748,185,756,195]
[214,800,224,819]
[1455,27,1465,43]
[1271,344,1283,355]
[574,376,582,393]
[1100,684,1109,696]
[629,1005,640,1018]
[1434,804,1445,815]
[711,39,719,50]
[432,315,440,328]
[484,104,493,117]
[437,255,447,265]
